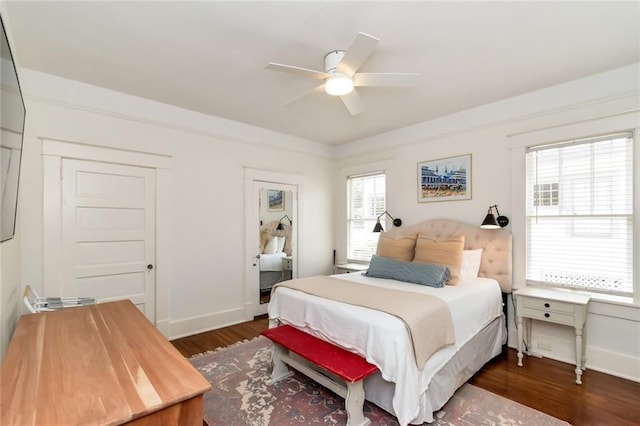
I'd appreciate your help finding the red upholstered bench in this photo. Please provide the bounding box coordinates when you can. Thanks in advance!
[261,324,378,426]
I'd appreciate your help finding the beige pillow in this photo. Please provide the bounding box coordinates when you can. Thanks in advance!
[414,234,465,285]
[260,231,271,253]
[375,232,418,262]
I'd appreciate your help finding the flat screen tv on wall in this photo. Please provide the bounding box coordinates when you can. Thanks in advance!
[0,14,26,242]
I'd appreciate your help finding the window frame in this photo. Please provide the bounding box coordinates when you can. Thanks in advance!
[510,115,639,305]
[346,171,385,263]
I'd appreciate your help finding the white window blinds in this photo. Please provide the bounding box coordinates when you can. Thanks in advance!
[525,132,634,295]
[347,172,385,262]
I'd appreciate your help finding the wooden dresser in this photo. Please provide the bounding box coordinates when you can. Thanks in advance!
[1,300,211,425]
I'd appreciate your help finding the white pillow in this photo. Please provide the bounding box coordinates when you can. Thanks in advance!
[263,236,278,254]
[460,249,483,282]
[276,236,286,253]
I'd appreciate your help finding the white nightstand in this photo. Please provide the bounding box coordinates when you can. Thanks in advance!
[514,286,590,384]
[334,263,369,274]
[281,256,293,281]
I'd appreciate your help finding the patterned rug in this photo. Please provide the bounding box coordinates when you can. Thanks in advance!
[190,336,570,425]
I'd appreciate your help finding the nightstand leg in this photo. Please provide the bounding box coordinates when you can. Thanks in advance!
[517,316,524,367]
[581,326,587,370]
[575,327,583,385]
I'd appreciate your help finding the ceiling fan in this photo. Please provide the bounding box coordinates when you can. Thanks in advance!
[265,32,420,115]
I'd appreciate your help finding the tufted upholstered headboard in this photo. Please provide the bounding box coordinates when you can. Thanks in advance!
[385,219,513,293]
[260,220,292,256]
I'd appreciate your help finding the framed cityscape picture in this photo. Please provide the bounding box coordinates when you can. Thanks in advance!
[267,189,285,211]
[417,154,472,202]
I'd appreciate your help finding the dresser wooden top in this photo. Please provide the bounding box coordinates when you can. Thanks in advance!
[0,300,211,425]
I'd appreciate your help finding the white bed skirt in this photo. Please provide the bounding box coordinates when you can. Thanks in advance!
[363,315,506,424]
[260,271,282,291]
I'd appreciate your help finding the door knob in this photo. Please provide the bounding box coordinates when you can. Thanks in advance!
[147,264,153,270]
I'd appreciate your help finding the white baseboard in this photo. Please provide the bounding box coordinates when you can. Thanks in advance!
[167,307,246,340]
[581,346,640,383]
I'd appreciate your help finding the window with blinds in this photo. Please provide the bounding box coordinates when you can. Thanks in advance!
[525,131,634,295]
[347,172,385,262]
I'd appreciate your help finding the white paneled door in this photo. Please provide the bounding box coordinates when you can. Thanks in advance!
[61,159,156,322]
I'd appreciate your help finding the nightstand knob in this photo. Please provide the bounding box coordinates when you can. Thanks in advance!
[544,313,550,318]
[544,303,550,308]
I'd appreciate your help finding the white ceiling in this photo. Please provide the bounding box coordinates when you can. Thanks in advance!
[5,1,640,145]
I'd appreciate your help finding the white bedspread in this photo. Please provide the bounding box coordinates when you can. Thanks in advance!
[259,252,286,271]
[268,273,503,426]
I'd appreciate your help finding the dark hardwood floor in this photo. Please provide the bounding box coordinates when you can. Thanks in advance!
[172,316,640,426]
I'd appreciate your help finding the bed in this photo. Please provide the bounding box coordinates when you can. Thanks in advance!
[259,221,292,292]
[268,219,512,425]
[260,252,287,290]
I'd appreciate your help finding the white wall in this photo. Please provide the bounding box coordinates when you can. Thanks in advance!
[8,70,334,344]
[0,231,21,360]
[334,64,640,382]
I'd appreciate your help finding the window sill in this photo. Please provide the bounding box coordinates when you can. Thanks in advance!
[344,261,370,267]
[586,291,636,307]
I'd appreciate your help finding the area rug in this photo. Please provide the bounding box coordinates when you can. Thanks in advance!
[190,336,570,425]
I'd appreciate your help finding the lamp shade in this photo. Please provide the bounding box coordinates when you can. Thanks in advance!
[480,206,500,229]
[480,214,500,229]
[372,220,384,233]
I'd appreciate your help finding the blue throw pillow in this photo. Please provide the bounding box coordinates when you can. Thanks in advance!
[364,255,450,288]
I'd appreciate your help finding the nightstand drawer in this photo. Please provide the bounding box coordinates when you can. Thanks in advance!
[520,297,575,314]
[521,307,575,326]
[282,257,293,270]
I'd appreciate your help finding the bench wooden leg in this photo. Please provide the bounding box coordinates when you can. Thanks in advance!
[264,338,371,426]
[345,380,370,426]
[266,344,294,385]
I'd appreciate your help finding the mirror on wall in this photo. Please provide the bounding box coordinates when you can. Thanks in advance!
[258,188,294,304]
[0,15,26,242]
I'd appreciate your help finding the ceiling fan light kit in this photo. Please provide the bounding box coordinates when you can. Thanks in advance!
[266,32,419,115]
[325,73,354,96]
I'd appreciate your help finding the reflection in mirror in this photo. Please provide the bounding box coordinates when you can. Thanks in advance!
[258,188,293,304]
[0,15,26,242]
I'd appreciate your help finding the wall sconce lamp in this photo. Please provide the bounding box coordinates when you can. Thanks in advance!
[372,211,402,233]
[480,205,509,229]
[276,215,292,231]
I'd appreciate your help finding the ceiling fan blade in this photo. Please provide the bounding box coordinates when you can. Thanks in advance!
[265,62,329,80]
[340,89,363,115]
[354,73,420,87]
[336,32,380,76]
[284,84,325,106]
